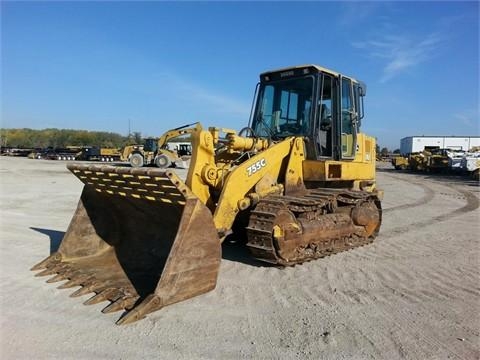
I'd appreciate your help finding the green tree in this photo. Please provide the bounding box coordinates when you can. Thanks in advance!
[0,128,130,149]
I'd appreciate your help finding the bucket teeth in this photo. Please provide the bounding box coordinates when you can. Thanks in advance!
[57,268,76,279]
[116,295,162,325]
[70,281,101,298]
[35,263,68,277]
[35,267,58,277]
[102,296,139,314]
[46,273,67,283]
[124,296,140,310]
[30,252,62,271]
[55,265,74,275]
[57,274,93,289]
[84,288,120,306]
[101,300,124,314]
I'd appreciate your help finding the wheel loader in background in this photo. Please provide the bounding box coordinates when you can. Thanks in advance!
[32,64,382,325]
[122,123,197,168]
[120,140,153,166]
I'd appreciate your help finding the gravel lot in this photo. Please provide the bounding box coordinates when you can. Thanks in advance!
[1,156,479,359]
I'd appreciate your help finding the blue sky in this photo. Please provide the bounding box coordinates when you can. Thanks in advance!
[1,1,479,149]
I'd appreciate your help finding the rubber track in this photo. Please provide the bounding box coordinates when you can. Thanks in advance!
[246,189,381,266]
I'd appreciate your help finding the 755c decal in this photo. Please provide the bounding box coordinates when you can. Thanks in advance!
[247,158,267,176]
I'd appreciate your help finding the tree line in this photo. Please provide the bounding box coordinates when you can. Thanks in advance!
[0,128,141,149]
[375,143,400,156]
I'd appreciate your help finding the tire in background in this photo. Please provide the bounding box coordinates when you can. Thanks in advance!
[130,153,144,168]
[155,154,172,169]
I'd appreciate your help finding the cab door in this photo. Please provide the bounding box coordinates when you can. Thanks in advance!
[340,77,357,159]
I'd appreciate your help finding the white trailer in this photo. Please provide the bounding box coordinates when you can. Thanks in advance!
[400,136,480,155]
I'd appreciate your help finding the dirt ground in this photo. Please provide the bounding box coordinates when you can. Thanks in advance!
[0,156,479,360]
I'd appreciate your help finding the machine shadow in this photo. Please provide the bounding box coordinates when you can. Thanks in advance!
[30,226,269,270]
[376,167,399,174]
[221,233,272,268]
[30,227,64,254]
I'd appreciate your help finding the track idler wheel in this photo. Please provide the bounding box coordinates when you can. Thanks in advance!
[351,199,381,238]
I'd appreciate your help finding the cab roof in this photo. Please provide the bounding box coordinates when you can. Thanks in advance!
[260,64,361,84]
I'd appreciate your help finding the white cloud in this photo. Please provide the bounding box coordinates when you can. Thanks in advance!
[153,71,251,118]
[353,32,445,83]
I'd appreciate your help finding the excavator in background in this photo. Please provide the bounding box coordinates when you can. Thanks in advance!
[122,123,197,168]
[32,64,382,325]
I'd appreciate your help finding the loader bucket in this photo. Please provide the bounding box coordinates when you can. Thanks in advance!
[31,164,221,325]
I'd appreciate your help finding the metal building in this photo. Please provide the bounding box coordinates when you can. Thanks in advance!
[400,136,480,155]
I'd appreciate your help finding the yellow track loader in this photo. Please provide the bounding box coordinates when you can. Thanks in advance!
[32,64,382,325]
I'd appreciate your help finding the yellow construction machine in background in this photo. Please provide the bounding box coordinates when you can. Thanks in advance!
[122,123,196,168]
[32,64,382,325]
[426,149,450,173]
[391,156,409,170]
[407,152,427,171]
[393,148,450,173]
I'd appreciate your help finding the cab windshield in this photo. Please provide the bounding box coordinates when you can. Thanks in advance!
[251,76,314,139]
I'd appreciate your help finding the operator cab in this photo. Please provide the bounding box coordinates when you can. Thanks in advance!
[250,64,366,161]
[144,138,158,153]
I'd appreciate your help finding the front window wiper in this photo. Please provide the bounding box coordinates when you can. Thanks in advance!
[256,113,276,140]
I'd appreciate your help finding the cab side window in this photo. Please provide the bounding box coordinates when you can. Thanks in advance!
[317,74,333,157]
[341,78,355,157]
[341,79,353,134]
